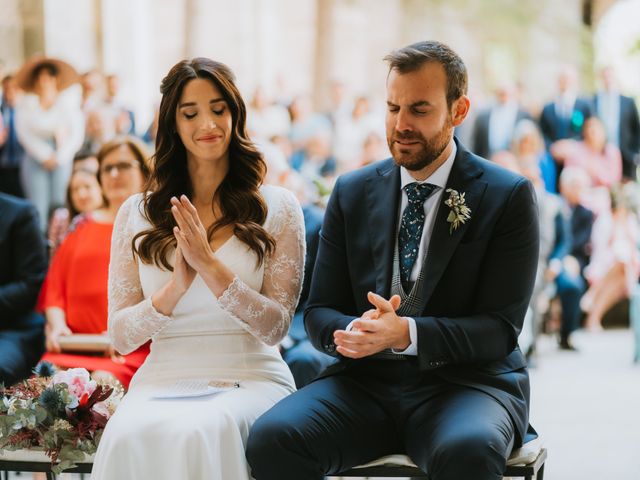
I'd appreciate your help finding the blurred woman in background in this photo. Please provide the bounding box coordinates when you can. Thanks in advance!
[41,136,151,387]
[14,57,84,230]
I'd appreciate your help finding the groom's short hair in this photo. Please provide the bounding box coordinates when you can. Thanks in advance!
[384,40,468,108]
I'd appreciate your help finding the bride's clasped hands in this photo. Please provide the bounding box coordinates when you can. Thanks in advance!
[170,194,235,297]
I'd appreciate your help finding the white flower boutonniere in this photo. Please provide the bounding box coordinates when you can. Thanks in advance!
[444,188,471,234]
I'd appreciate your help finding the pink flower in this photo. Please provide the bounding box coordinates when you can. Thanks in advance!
[51,368,97,401]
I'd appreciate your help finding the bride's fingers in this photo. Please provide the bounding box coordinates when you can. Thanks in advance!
[173,226,190,249]
[179,195,206,233]
[171,203,193,236]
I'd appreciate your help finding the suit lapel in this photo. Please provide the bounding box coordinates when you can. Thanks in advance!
[365,160,400,297]
[416,142,487,311]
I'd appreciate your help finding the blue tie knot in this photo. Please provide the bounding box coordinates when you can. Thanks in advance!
[404,182,437,205]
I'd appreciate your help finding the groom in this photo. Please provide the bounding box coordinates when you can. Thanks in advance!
[247,41,539,480]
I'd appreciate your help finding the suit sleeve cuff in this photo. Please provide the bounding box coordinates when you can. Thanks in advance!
[392,317,418,356]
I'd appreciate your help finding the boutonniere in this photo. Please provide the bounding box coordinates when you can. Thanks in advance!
[444,188,471,234]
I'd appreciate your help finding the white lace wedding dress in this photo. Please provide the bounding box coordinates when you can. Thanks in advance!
[90,185,304,480]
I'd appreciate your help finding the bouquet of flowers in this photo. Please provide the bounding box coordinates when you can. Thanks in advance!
[0,362,123,473]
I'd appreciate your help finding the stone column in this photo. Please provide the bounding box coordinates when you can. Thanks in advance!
[42,0,100,72]
[0,0,29,71]
[100,0,155,132]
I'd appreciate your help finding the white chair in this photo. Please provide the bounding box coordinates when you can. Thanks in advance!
[335,437,546,480]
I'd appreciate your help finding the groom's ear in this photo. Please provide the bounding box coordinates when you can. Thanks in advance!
[451,95,470,127]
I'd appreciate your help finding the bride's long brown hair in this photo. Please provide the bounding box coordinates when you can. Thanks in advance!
[133,58,275,270]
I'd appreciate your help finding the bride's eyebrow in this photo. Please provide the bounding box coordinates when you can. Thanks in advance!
[178,98,225,109]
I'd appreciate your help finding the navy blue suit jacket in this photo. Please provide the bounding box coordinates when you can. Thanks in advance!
[539,98,593,147]
[0,193,47,329]
[305,140,539,444]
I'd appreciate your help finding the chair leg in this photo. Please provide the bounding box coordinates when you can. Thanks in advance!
[45,472,56,480]
[536,463,545,480]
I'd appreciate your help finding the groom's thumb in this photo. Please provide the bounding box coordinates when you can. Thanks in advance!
[389,295,401,311]
[367,291,394,313]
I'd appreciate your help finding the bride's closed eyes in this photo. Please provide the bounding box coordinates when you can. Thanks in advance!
[183,107,227,120]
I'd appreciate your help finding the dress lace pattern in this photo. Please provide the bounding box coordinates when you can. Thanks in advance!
[108,187,305,354]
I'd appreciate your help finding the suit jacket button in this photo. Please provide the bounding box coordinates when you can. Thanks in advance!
[326,344,336,353]
[429,361,437,367]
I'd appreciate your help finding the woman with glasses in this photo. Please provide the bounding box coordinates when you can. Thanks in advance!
[40,136,151,387]
[90,58,304,480]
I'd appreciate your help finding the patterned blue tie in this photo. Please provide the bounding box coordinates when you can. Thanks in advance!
[399,182,438,291]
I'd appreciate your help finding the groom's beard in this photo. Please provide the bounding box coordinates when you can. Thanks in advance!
[389,120,453,172]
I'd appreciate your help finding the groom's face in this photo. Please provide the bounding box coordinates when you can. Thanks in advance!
[385,62,456,172]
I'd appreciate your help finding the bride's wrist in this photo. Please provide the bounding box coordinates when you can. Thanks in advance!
[152,281,183,316]
[199,257,235,297]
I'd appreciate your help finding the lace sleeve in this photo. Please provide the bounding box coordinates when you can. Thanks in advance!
[218,190,305,346]
[108,195,172,355]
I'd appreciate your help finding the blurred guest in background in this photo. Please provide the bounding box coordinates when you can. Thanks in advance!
[41,136,150,387]
[333,95,382,173]
[592,66,640,181]
[0,75,26,197]
[540,65,593,147]
[105,73,136,135]
[472,81,531,160]
[558,167,594,279]
[551,117,622,189]
[512,119,557,193]
[540,65,593,188]
[288,94,332,150]
[14,57,85,231]
[0,193,47,386]
[247,86,291,142]
[80,69,103,113]
[582,184,640,331]
[47,151,103,257]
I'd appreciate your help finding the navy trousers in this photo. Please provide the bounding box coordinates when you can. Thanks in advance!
[556,270,585,337]
[0,312,45,386]
[247,358,515,480]
[281,340,336,388]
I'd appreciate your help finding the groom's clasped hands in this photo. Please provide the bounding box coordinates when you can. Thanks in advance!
[333,292,411,358]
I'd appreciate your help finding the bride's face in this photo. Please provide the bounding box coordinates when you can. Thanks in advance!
[175,78,232,165]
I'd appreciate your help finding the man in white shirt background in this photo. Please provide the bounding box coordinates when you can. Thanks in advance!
[593,66,640,181]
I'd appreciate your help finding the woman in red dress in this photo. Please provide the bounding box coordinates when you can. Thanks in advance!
[42,136,151,387]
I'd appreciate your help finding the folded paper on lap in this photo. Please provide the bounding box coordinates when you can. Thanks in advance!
[152,379,240,399]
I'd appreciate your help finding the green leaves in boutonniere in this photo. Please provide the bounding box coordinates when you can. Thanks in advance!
[444,188,471,234]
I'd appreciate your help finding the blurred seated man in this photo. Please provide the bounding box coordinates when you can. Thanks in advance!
[494,152,582,351]
[0,193,47,385]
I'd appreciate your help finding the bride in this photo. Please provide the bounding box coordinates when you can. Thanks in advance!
[90,58,304,479]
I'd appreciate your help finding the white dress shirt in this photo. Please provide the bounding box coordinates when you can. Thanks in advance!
[555,93,576,121]
[346,142,457,357]
[393,142,456,355]
[488,101,518,154]
[596,91,620,147]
